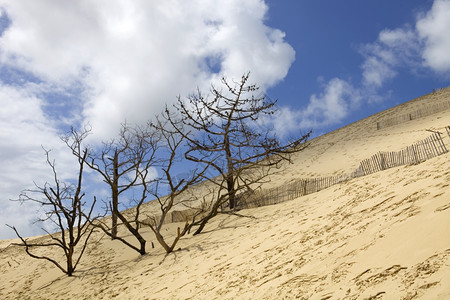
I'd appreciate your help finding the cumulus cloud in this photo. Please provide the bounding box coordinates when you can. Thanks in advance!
[0,0,295,238]
[0,83,78,238]
[279,0,450,132]
[360,0,450,91]
[416,0,450,72]
[300,78,361,128]
[262,78,361,137]
[0,0,295,140]
[360,27,421,90]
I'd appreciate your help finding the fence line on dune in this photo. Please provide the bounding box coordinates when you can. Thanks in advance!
[155,130,449,222]
[376,100,450,130]
[235,131,448,209]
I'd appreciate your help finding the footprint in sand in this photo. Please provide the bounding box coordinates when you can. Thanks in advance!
[434,203,450,212]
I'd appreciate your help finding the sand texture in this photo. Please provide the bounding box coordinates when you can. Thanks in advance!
[1,88,450,299]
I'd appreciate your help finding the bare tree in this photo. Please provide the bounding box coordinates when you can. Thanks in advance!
[82,124,143,239]
[68,124,159,255]
[169,73,310,235]
[8,144,98,277]
[140,111,209,253]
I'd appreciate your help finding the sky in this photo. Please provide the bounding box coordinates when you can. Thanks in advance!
[0,0,449,239]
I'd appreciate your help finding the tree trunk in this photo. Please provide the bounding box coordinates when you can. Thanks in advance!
[153,230,171,253]
[193,217,209,235]
[67,246,74,276]
[227,176,236,209]
[138,239,146,255]
[224,134,236,209]
[193,199,221,235]
[111,150,119,239]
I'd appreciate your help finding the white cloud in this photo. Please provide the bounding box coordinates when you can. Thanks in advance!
[220,0,449,140]
[416,0,450,72]
[0,0,295,238]
[300,78,361,128]
[360,27,421,89]
[361,55,397,89]
[0,0,295,140]
[288,0,450,132]
[0,84,78,238]
[263,78,361,136]
[360,0,450,90]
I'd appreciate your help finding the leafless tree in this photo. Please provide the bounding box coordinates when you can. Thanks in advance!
[169,73,310,235]
[139,111,210,253]
[68,124,159,255]
[8,144,98,277]
[85,124,140,238]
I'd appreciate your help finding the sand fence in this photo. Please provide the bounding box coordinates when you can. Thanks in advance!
[236,131,448,209]
[147,129,449,222]
[359,132,447,175]
[376,99,450,130]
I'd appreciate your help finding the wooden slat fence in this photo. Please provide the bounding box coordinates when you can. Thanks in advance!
[358,132,447,175]
[236,132,448,209]
[145,130,449,221]
[237,175,350,209]
[377,100,450,130]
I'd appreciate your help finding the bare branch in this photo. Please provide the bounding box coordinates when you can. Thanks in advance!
[8,143,99,276]
[166,73,311,234]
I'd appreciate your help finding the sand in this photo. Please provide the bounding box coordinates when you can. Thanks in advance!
[1,88,449,299]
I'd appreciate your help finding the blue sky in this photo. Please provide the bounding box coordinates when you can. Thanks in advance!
[264,0,450,135]
[0,0,449,239]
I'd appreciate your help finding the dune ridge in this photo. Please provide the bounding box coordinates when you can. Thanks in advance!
[0,87,449,299]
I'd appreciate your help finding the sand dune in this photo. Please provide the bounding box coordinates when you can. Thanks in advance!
[1,88,449,299]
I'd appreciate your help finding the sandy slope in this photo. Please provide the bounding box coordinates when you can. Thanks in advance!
[1,88,449,299]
